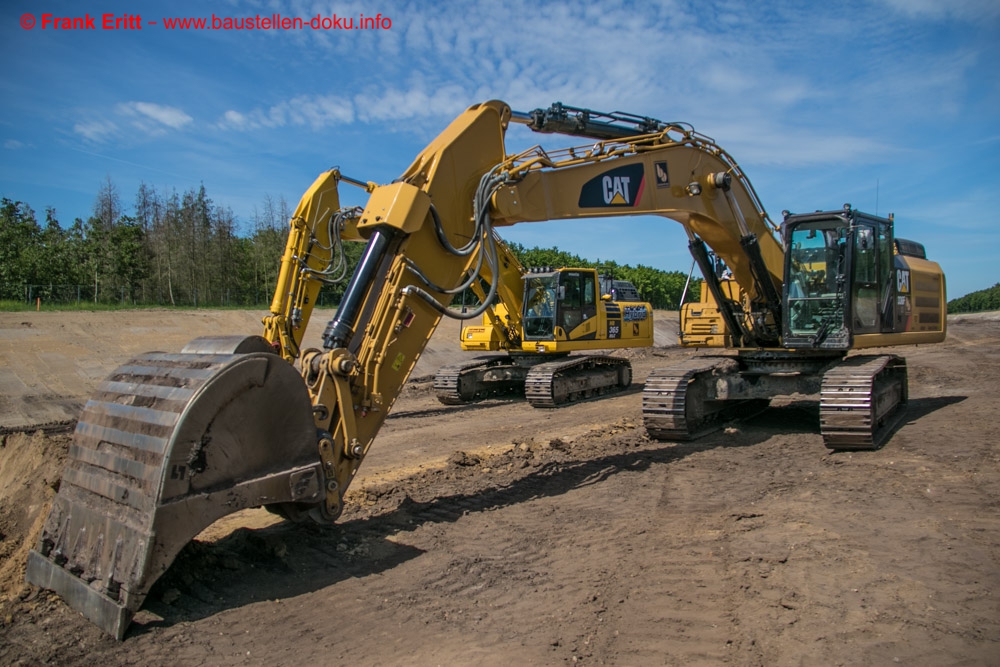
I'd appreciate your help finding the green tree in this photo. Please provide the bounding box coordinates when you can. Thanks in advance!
[0,198,43,300]
[948,284,1000,313]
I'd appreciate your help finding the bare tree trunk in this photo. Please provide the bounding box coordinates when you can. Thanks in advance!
[167,254,175,306]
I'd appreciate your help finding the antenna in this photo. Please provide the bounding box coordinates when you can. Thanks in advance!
[876,178,879,217]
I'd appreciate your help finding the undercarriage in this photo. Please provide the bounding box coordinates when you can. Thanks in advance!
[435,354,633,408]
[642,351,908,450]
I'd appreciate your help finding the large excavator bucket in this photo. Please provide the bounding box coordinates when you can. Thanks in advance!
[25,336,320,639]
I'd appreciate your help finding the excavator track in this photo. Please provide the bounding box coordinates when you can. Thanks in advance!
[820,355,908,450]
[524,355,632,408]
[643,357,768,441]
[25,338,319,639]
[434,355,527,405]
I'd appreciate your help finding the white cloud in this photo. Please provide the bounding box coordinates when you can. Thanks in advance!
[218,94,353,130]
[118,102,194,130]
[4,139,25,150]
[879,0,1000,20]
[285,94,355,128]
[352,84,468,123]
[222,109,248,129]
[725,127,899,167]
[70,103,192,143]
[73,120,118,142]
[217,82,485,133]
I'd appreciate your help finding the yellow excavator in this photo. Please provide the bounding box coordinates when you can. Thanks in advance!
[433,235,652,406]
[26,100,946,639]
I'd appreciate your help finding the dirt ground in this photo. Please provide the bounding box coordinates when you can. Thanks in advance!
[1,309,998,665]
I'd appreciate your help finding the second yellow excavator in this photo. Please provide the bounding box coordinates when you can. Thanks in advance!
[433,235,653,406]
[26,100,946,639]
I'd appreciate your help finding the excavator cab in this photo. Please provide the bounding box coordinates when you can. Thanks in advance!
[781,206,941,349]
[441,260,651,407]
[522,268,598,340]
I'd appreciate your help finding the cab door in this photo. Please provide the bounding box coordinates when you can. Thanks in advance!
[557,271,597,338]
[851,222,892,334]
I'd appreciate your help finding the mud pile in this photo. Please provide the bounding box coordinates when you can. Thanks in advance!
[0,431,69,605]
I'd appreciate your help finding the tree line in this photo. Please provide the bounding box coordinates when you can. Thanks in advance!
[0,180,697,310]
[0,180,331,307]
[947,284,1000,314]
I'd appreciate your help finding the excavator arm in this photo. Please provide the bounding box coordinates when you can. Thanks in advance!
[260,168,371,361]
[461,232,528,350]
[302,100,517,524]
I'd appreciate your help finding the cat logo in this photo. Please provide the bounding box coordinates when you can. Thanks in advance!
[897,269,910,294]
[654,161,670,188]
[604,175,632,204]
[578,164,645,208]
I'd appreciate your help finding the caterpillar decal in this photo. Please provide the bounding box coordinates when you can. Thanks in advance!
[578,164,646,208]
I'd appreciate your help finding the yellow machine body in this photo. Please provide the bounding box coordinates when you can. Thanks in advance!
[459,267,652,353]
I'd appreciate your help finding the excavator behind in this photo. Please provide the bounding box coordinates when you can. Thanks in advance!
[433,235,652,407]
[26,100,946,639]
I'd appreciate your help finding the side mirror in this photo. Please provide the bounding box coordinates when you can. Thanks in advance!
[601,294,611,301]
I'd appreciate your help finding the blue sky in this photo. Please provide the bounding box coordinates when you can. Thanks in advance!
[1,0,998,298]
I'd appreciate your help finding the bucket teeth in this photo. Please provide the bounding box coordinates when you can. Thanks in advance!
[26,344,321,640]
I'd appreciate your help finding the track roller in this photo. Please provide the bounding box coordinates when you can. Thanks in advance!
[524,355,632,408]
[643,357,768,440]
[434,355,528,404]
[820,355,908,450]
